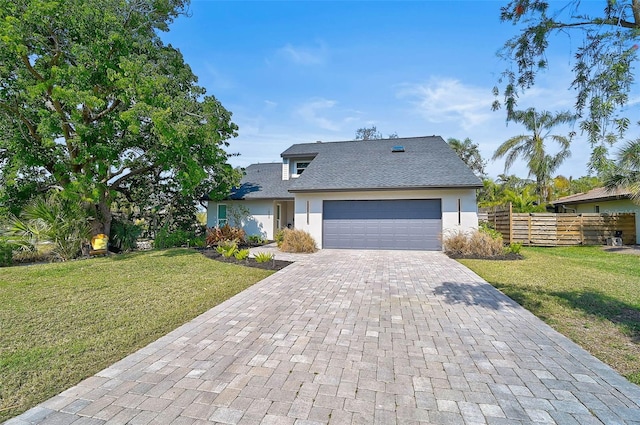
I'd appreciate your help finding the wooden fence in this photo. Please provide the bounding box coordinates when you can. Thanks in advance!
[484,205,636,246]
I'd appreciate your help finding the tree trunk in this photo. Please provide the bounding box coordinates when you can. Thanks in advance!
[91,189,112,238]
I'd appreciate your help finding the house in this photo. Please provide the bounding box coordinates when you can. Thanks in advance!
[551,187,640,244]
[207,136,483,250]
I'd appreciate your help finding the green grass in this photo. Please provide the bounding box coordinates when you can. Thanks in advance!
[0,249,272,421]
[458,246,640,384]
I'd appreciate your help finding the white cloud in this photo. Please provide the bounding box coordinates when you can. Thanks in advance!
[296,98,342,131]
[203,64,235,90]
[277,42,327,66]
[397,78,494,130]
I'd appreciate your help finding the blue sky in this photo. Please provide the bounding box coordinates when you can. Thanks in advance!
[161,0,621,179]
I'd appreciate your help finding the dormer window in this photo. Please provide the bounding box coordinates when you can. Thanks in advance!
[296,162,310,174]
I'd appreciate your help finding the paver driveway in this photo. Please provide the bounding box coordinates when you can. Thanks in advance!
[7,250,640,425]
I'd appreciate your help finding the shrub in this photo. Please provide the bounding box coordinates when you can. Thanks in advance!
[216,240,238,257]
[280,229,317,253]
[443,228,503,258]
[274,229,286,248]
[206,224,245,246]
[247,234,266,244]
[0,239,14,267]
[110,219,142,252]
[467,231,504,257]
[505,242,523,255]
[153,226,194,249]
[254,251,274,263]
[189,235,207,248]
[234,249,250,260]
[479,221,502,239]
[442,231,469,256]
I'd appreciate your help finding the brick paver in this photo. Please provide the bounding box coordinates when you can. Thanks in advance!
[6,250,640,424]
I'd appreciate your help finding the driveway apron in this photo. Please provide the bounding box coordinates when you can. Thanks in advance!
[7,250,640,425]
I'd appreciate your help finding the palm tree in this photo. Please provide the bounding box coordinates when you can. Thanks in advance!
[4,192,91,261]
[605,140,640,203]
[493,108,575,204]
[503,186,546,213]
[496,174,531,191]
[477,178,503,209]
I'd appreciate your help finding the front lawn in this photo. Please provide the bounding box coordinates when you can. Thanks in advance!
[0,249,273,421]
[458,246,640,384]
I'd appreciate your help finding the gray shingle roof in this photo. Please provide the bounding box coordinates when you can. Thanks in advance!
[229,163,293,200]
[282,136,482,192]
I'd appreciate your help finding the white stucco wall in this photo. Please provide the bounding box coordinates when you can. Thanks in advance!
[559,199,639,244]
[292,189,479,249]
[207,199,296,240]
[207,200,275,239]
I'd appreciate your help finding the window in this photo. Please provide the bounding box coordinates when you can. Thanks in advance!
[276,203,281,229]
[306,200,310,225]
[457,199,461,225]
[217,204,227,226]
[296,162,310,174]
[595,205,600,213]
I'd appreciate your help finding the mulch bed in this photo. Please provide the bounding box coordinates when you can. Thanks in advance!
[197,248,293,271]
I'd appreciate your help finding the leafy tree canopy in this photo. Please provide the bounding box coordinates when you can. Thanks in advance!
[605,140,640,202]
[494,0,639,172]
[447,137,486,177]
[478,175,534,209]
[354,126,398,140]
[497,174,534,191]
[478,173,603,210]
[552,175,602,198]
[0,0,240,235]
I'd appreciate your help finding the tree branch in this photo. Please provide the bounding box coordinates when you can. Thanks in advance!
[91,99,122,122]
[44,86,81,172]
[110,164,157,190]
[550,18,640,30]
[0,101,42,142]
[47,26,62,67]
[632,0,640,27]
[20,55,45,82]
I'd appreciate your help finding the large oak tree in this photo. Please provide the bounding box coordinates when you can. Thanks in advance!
[0,0,240,235]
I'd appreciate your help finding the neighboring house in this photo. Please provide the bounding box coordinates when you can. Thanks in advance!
[551,187,640,244]
[207,136,483,250]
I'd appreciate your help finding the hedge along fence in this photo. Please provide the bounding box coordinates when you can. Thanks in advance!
[484,204,636,246]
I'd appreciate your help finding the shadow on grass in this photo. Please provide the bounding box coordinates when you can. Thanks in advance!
[433,282,521,310]
[495,282,640,343]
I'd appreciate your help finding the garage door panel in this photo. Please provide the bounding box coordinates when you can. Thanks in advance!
[323,200,442,250]
[324,200,441,220]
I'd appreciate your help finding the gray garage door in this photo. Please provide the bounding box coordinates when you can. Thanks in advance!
[323,199,442,250]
